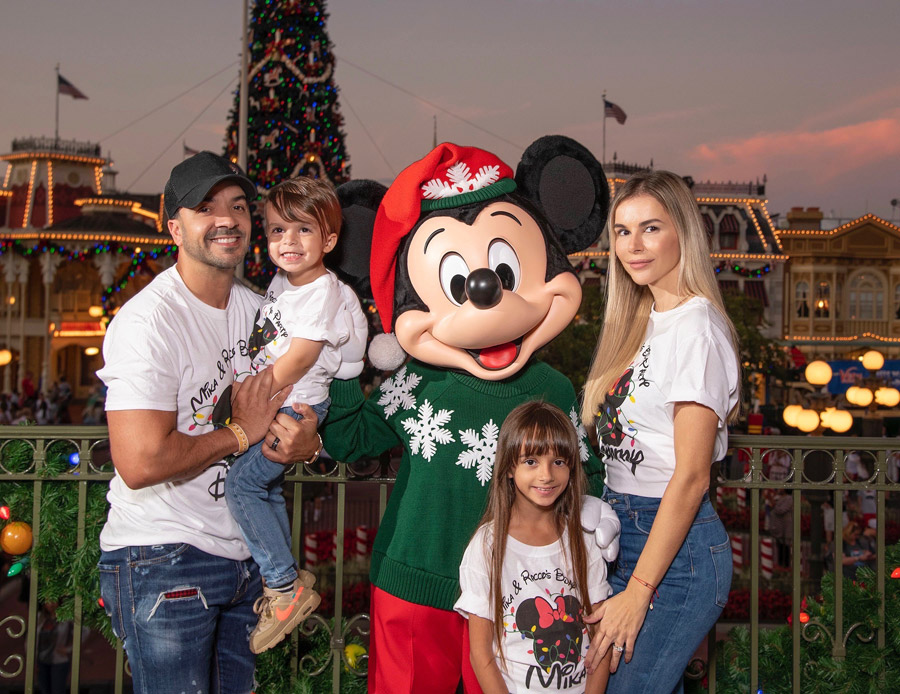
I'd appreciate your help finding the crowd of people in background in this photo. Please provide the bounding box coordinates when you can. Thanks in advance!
[0,374,105,426]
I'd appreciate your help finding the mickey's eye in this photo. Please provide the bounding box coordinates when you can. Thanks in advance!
[488,240,520,291]
[439,253,470,306]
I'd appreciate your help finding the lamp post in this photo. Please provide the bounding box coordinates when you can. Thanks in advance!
[845,350,900,436]
[782,360,854,434]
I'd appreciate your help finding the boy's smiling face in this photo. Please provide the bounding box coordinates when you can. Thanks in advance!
[266,204,336,286]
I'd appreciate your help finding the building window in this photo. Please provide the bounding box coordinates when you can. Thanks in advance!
[895,283,900,320]
[795,281,809,318]
[719,214,739,250]
[815,281,830,318]
[848,272,884,320]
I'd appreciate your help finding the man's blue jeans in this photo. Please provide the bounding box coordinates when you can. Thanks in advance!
[98,543,261,694]
[225,401,328,588]
[602,490,732,694]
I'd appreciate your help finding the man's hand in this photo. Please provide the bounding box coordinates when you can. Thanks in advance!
[262,402,321,465]
[230,369,291,445]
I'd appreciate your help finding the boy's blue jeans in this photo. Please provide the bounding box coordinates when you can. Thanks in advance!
[225,401,329,588]
[98,543,261,694]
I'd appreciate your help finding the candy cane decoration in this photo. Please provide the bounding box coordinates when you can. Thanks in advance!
[304,533,318,567]
[356,525,368,558]
[730,534,743,571]
[760,537,774,580]
[737,487,747,511]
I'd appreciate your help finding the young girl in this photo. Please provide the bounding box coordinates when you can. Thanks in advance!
[225,176,366,654]
[580,171,740,694]
[455,401,617,694]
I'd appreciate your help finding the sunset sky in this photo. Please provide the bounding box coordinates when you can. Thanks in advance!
[2,0,899,223]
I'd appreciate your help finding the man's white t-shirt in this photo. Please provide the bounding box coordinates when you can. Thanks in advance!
[597,297,739,498]
[97,267,262,560]
[249,270,351,407]
[455,524,612,694]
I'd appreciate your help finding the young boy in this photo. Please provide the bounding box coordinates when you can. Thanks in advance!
[225,177,363,653]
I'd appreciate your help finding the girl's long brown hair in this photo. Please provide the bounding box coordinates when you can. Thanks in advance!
[477,400,591,670]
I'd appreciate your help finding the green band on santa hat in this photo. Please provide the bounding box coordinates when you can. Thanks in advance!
[420,178,517,212]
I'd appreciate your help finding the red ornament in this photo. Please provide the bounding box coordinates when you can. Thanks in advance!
[891,567,900,579]
[97,597,105,608]
[799,612,810,624]
[0,506,9,520]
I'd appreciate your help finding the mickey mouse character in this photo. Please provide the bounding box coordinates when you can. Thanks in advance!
[321,137,611,694]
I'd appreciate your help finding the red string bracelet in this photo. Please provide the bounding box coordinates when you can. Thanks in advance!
[630,574,660,610]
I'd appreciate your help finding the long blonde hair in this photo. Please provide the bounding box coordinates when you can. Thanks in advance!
[581,170,741,424]
[477,401,591,670]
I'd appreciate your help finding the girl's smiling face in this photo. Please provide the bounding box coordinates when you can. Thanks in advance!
[509,450,571,512]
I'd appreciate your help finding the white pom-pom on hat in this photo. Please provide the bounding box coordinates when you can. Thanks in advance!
[369,332,407,371]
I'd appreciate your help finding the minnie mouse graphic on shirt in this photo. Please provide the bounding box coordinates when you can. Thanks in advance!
[506,592,588,689]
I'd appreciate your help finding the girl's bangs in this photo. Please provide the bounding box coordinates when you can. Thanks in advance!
[518,420,578,466]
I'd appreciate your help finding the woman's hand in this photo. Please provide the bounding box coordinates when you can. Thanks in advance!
[583,582,653,674]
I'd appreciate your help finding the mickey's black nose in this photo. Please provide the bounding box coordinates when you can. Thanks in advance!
[466,268,503,309]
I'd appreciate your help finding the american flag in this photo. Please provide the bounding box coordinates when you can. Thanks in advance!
[58,74,88,100]
[604,99,626,125]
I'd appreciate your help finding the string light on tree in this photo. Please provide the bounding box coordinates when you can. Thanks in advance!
[225,0,351,285]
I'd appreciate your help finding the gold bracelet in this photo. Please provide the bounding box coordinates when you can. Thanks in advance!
[226,423,249,455]
[301,433,323,466]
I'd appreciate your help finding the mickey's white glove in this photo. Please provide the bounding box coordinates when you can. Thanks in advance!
[333,283,368,380]
[581,495,620,562]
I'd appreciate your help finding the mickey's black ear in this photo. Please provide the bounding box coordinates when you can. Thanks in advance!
[515,136,609,254]
[327,180,387,299]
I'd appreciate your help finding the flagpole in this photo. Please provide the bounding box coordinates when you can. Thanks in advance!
[602,89,607,166]
[55,64,60,144]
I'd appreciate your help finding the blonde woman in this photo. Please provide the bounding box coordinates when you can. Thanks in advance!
[580,171,740,694]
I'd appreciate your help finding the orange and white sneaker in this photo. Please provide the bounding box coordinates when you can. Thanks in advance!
[249,570,321,654]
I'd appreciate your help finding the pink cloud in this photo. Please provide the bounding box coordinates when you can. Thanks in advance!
[688,114,900,185]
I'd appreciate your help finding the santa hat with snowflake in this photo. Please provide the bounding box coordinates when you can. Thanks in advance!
[371,143,516,329]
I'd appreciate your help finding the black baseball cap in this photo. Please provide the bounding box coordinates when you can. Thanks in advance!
[164,151,257,219]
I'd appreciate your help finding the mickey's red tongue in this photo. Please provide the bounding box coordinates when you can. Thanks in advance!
[478,342,517,370]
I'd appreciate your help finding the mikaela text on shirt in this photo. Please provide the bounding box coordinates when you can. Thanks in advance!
[503,565,587,689]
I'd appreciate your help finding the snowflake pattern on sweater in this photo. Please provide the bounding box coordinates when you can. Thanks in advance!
[456,419,499,486]
[401,400,455,461]
[569,407,590,463]
[377,365,421,416]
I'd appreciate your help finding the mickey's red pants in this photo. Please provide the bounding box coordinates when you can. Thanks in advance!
[368,586,483,694]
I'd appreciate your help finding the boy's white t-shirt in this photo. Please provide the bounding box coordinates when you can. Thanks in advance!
[455,524,612,694]
[97,267,262,559]
[249,270,352,406]
[597,297,739,498]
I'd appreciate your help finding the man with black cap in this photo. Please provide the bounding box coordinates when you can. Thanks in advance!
[96,152,321,694]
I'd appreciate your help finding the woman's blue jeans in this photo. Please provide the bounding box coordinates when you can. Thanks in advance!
[225,401,328,588]
[602,490,732,694]
[98,543,261,694]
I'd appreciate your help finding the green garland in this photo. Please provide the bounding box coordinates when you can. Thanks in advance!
[710,542,900,693]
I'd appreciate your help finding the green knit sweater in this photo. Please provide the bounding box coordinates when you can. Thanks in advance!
[323,360,604,611]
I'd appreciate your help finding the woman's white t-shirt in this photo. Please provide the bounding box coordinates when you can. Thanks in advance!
[455,524,612,693]
[597,297,739,498]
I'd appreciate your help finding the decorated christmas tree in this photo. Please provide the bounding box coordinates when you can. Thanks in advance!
[224,0,351,284]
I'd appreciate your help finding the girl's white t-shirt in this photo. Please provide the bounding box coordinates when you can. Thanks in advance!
[455,524,612,694]
[597,297,739,498]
